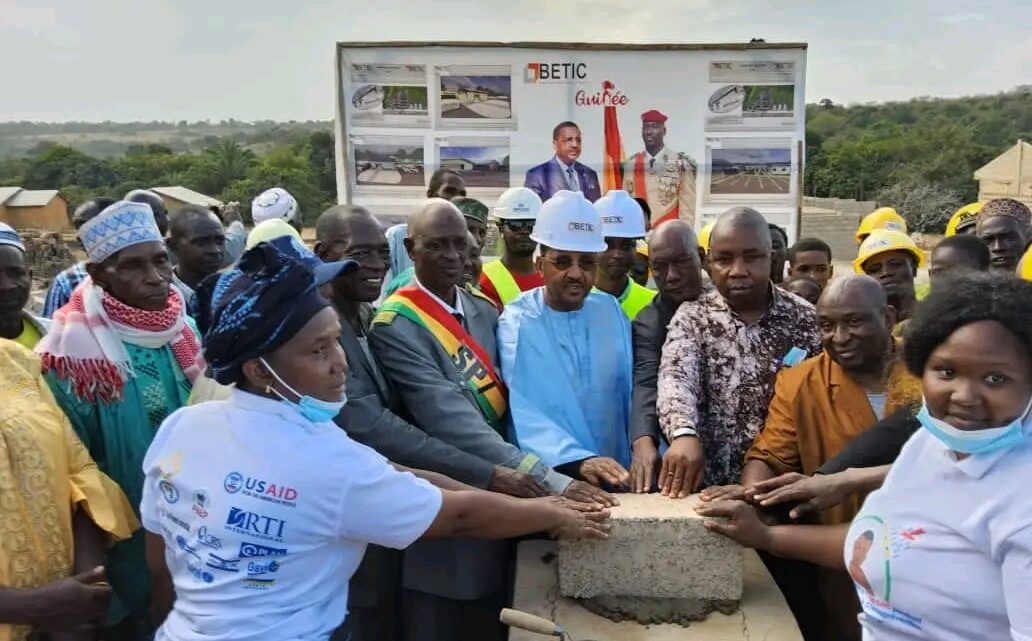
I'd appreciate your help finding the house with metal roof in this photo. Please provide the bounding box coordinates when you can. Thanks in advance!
[0,187,70,231]
[151,186,224,212]
[975,140,1032,208]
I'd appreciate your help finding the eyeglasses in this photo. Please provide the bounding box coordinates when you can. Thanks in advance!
[500,220,535,232]
[542,255,598,272]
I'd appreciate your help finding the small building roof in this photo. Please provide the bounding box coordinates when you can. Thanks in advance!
[5,189,60,207]
[0,187,22,205]
[152,186,224,208]
[974,140,1032,182]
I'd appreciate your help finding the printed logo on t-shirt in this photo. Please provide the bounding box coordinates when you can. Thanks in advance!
[246,559,281,576]
[847,514,925,632]
[186,561,215,584]
[239,542,288,558]
[223,472,299,507]
[192,489,210,518]
[206,553,240,573]
[242,577,276,591]
[175,534,202,562]
[160,508,191,533]
[159,480,180,504]
[224,507,287,542]
[196,525,222,550]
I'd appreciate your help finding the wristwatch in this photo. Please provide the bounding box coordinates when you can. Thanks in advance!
[670,427,698,440]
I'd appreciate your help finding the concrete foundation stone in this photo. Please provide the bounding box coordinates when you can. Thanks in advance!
[558,494,743,602]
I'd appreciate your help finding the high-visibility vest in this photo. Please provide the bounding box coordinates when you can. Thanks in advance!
[481,259,522,306]
[617,279,656,320]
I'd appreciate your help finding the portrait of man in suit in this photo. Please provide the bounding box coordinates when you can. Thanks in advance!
[524,121,601,202]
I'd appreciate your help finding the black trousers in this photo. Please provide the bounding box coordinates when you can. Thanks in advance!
[400,588,506,641]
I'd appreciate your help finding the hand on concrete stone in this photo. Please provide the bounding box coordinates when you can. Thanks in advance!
[694,500,773,550]
[563,480,619,508]
[750,472,852,520]
[699,484,747,502]
[580,457,630,489]
[489,466,550,498]
[543,498,611,540]
[659,436,705,498]
[629,437,661,493]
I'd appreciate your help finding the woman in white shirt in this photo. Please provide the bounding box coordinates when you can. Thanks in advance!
[140,236,610,641]
[696,272,1032,640]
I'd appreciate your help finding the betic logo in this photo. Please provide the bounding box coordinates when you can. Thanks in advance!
[223,472,298,507]
[526,62,587,84]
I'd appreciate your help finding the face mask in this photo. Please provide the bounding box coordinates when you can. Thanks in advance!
[917,396,1032,456]
[259,357,346,423]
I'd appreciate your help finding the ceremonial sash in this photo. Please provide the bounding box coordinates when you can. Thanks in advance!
[374,287,508,427]
[634,152,678,227]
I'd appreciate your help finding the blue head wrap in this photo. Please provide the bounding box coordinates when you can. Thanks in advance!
[204,235,355,385]
[385,223,412,276]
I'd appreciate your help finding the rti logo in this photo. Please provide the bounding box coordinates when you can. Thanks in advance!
[225,507,287,542]
[526,62,587,84]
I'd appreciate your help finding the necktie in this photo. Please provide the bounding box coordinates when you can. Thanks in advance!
[452,312,464,328]
[649,157,655,170]
[565,167,580,192]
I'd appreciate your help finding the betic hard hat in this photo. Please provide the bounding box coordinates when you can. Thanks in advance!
[945,202,983,236]
[530,190,606,253]
[856,207,906,243]
[698,220,716,251]
[853,228,926,274]
[595,190,646,239]
[493,187,542,221]
[1018,245,1032,282]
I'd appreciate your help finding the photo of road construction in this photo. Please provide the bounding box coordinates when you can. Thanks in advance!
[742,85,795,117]
[439,144,510,187]
[710,146,791,195]
[439,74,512,119]
[353,143,425,186]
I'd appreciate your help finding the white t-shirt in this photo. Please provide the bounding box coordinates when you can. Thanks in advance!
[141,390,443,641]
[844,422,1032,640]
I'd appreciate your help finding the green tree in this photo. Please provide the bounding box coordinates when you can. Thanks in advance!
[191,139,256,195]
[23,145,117,189]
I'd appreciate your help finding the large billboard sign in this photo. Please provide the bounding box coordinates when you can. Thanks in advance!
[336,42,807,237]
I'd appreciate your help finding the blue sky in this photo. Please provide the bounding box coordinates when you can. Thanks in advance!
[1,0,1029,121]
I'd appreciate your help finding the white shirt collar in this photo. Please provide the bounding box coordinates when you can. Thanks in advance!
[414,276,464,318]
[554,156,575,172]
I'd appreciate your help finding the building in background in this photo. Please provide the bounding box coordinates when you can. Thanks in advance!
[975,140,1032,208]
[0,187,70,231]
[151,185,224,213]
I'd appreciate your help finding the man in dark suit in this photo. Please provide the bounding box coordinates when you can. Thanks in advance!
[314,205,554,641]
[524,121,602,202]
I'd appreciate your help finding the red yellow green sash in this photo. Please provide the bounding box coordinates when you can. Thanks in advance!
[374,286,508,427]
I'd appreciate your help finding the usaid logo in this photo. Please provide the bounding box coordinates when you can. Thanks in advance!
[526,62,587,84]
[225,507,287,542]
[223,472,298,507]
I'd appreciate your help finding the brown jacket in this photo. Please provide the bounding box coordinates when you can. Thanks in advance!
[747,345,921,525]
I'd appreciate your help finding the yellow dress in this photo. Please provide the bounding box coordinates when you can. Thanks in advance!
[0,340,138,641]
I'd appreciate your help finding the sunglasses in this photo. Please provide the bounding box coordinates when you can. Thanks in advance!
[500,220,535,232]
[542,256,598,272]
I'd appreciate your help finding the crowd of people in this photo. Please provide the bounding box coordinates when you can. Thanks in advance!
[0,168,1030,641]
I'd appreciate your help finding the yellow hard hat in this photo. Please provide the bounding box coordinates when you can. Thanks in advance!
[698,221,716,251]
[856,207,907,243]
[1018,245,1032,281]
[245,218,302,250]
[636,239,649,257]
[944,202,983,236]
[853,228,926,274]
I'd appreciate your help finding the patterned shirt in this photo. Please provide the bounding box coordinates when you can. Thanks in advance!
[657,286,821,487]
[42,262,88,318]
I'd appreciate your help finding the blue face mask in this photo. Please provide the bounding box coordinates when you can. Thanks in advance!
[917,396,1032,456]
[259,357,347,423]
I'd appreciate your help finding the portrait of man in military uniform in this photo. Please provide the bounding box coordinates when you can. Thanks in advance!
[623,110,697,228]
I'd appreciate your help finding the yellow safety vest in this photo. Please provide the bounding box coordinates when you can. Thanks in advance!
[481,259,522,306]
[617,280,656,320]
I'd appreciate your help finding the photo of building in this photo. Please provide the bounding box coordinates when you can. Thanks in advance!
[710,146,791,195]
[439,145,510,187]
[440,75,512,119]
[354,143,426,186]
[742,85,795,117]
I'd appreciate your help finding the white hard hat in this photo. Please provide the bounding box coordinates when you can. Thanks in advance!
[252,187,299,224]
[594,190,646,238]
[493,187,542,221]
[530,190,606,253]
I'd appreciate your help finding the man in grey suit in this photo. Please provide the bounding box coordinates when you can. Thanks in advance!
[368,200,612,641]
[314,205,552,641]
